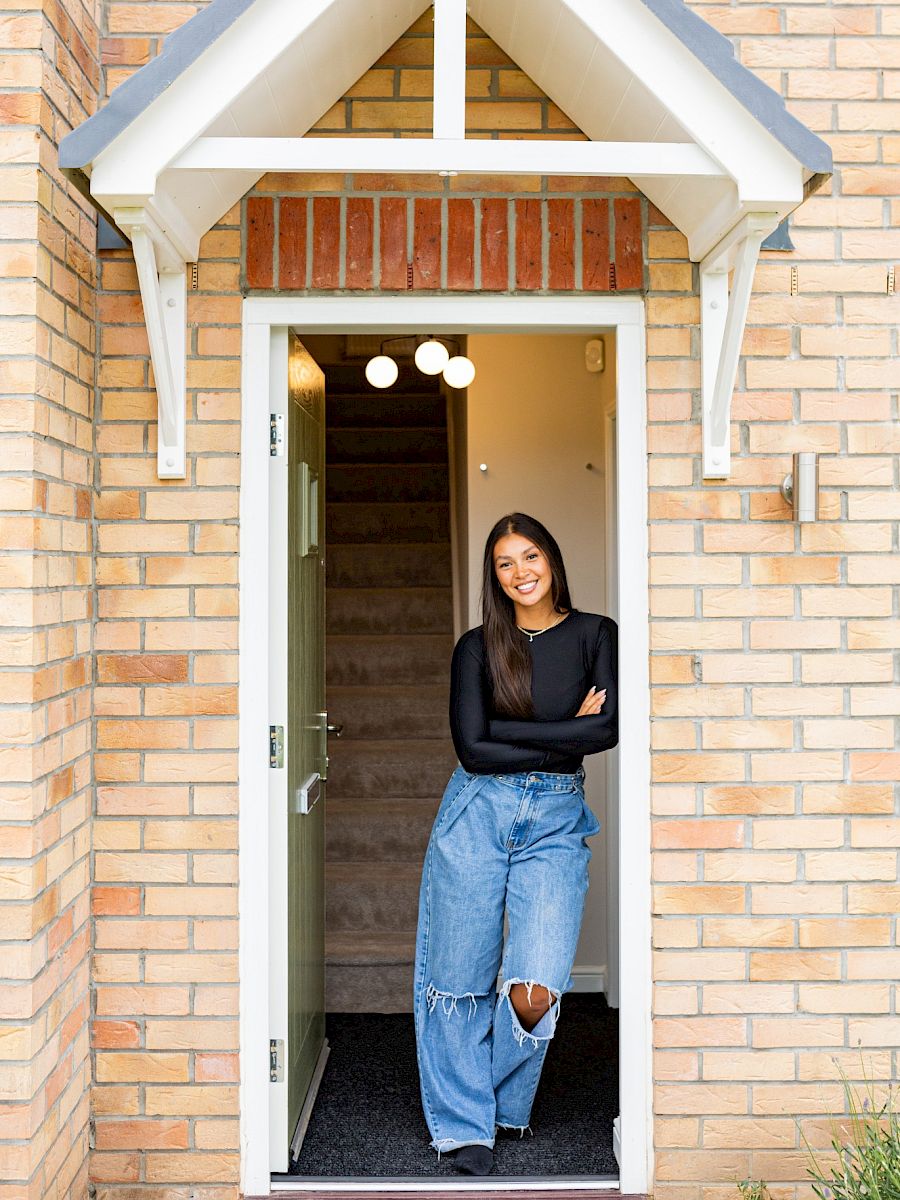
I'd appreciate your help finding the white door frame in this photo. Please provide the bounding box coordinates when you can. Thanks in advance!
[238,295,653,1196]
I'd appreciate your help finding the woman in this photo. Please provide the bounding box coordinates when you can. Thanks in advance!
[413,512,619,1176]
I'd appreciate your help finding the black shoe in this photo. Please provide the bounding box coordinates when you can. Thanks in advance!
[452,1144,494,1175]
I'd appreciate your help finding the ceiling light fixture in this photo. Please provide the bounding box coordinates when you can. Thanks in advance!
[414,338,450,375]
[365,336,475,391]
[364,354,399,389]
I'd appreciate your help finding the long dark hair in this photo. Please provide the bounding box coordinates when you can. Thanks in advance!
[481,513,573,719]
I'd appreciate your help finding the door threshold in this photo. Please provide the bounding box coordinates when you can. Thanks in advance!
[270,1176,621,1191]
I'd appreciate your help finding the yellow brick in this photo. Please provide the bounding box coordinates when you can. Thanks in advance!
[801,586,892,616]
[751,883,843,915]
[804,717,893,749]
[702,984,795,1015]
[657,950,748,979]
[806,850,897,881]
[145,1020,239,1051]
[751,687,842,717]
[702,919,793,949]
[654,885,746,915]
[847,882,900,913]
[701,721,793,751]
[750,751,844,782]
[703,786,794,816]
[702,1116,796,1149]
[655,1082,747,1115]
[750,950,840,981]
[799,983,890,1014]
[143,887,237,916]
[95,1053,190,1083]
[803,783,893,814]
[702,1050,795,1081]
[700,655,793,684]
[705,852,796,884]
[142,821,238,852]
[754,819,844,852]
[848,620,900,650]
[752,1017,844,1049]
[145,1086,238,1116]
[800,917,891,947]
[702,588,793,618]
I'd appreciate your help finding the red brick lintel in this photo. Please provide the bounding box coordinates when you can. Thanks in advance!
[243,190,646,294]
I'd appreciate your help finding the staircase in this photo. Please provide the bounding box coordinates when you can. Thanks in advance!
[324,365,458,1012]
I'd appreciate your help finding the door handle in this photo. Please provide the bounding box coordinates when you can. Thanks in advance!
[326,723,343,737]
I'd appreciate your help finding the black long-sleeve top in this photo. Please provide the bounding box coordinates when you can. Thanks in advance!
[449,610,619,775]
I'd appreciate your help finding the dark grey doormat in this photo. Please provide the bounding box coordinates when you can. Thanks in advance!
[288,994,618,1178]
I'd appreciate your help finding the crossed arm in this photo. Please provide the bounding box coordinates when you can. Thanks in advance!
[489,621,618,756]
[448,622,619,774]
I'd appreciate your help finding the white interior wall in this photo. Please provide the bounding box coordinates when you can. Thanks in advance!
[463,333,617,979]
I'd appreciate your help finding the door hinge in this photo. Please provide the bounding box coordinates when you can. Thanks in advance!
[270,1038,284,1082]
[269,725,284,768]
[270,412,284,456]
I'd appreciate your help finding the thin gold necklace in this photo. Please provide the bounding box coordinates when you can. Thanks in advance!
[517,612,566,643]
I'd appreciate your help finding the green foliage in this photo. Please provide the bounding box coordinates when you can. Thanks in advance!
[803,1064,900,1200]
[737,1181,770,1200]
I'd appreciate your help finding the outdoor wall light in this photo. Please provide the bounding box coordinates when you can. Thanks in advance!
[365,336,475,390]
[780,451,820,522]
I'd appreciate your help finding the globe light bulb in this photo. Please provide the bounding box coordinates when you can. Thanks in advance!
[442,355,476,389]
[414,339,450,376]
[365,355,398,389]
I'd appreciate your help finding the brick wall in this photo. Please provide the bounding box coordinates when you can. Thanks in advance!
[0,0,100,1198]
[646,5,899,1194]
[72,3,900,1198]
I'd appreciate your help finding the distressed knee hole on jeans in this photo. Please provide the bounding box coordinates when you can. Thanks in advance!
[425,981,485,1020]
[499,977,562,1049]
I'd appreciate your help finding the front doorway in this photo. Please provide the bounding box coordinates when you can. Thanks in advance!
[238,297,652,1196]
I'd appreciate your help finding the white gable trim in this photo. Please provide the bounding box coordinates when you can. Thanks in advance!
[61,0,831,480]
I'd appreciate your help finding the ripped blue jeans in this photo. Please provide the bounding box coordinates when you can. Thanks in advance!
[413,764,601,1154]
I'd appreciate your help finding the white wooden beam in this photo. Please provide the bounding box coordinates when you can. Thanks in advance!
[433,0,466,141]
[700,213,777,479]
[170,136,727,179]
[114,208,186,479]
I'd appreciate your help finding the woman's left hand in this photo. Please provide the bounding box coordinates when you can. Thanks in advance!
[575,686,606,717]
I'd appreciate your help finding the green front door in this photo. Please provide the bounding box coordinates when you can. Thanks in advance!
[270,333,327,1170]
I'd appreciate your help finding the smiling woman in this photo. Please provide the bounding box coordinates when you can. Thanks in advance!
[413,512,619,1176]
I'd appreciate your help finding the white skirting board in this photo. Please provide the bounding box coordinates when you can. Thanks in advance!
[496,966,608,997]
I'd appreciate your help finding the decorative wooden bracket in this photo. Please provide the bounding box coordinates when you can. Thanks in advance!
[114,207,187,479]
[700,214,777,479]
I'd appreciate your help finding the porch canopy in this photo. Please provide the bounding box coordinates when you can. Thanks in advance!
[60,0,832,480]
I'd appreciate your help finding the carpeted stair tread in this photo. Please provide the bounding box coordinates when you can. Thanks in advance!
[326,542,452,588]
[326,738,457,800]
[326,502,449,543]
[327,426,448,464]
[326,588,453,635]
[327,635,452,686]
[327,688,448,741]
[326,861,422,931]
[326,929,416,965]
[326,463,449,503]
[326,797,438,861]
[324,963,414,1014]
[327,393,446,426]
